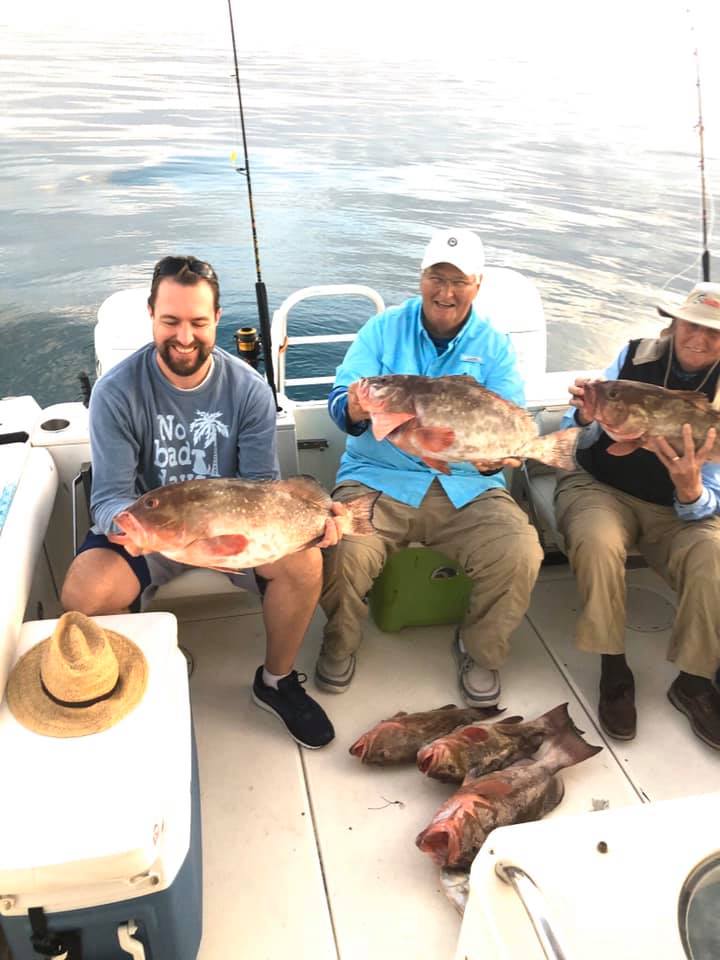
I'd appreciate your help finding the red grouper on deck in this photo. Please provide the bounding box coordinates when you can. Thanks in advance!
[416,725,602,869]
[111,475,377,570]
[349,703,508,765]
[416,702,580,783]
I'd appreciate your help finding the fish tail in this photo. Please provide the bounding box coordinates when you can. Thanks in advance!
[542,725,602,773]
[519,428,581,470]
[538,702,580,737]
[343,492,379,536]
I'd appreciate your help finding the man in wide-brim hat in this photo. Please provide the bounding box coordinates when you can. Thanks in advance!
[555,281,720,748]
[6,610,148,738]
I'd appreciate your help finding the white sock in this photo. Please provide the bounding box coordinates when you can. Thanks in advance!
[262,667,289,690]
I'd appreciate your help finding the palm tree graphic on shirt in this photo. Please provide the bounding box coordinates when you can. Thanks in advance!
[190,411,230,477]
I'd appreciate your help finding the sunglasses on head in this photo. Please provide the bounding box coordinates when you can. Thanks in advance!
[152,256,217,282]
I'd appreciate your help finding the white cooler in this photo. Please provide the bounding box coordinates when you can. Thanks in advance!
[0,612,202,960]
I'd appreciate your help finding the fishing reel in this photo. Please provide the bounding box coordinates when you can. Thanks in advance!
[234,326,262,370]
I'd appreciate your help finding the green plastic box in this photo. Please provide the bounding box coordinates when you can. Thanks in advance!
[368,547,472,633]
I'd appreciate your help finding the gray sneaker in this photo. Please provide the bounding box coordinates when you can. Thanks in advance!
[315,651,356,694]
[453,630,501,707]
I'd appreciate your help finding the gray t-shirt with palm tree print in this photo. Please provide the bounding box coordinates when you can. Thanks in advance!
[88,343,279,534]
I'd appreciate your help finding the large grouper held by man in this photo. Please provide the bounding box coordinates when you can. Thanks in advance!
[354,374,579,472]
[111,476,377,570]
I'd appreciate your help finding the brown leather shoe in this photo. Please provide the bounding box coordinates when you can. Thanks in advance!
[598,680,636,741]
[668,677,720,750]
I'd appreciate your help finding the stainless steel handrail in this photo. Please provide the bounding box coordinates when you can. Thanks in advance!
[495,862,569,960]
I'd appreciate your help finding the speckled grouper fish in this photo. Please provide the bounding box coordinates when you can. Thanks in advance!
[416,703,580,783]
[355,374,579,472]
[112,475,376,570]
[416,726,602,869]
[349,704,508,765]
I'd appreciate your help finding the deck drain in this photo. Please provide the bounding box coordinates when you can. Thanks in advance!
[625,585,675,633]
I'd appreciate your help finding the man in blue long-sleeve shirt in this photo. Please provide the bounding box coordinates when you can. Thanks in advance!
[61,255,339,749]
[555,282,720,748]
[317,228,543,704]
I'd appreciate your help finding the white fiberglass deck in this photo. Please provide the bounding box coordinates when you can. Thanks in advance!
[164,562,719,960]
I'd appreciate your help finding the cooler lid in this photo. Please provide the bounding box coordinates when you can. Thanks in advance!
[0,612,191,891]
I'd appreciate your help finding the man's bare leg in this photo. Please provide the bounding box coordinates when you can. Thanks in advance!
[60,549,141,615]
[255,547,323,675]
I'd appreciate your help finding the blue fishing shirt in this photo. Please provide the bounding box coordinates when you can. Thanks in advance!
[561,344,720,520]
[328,296,525,508]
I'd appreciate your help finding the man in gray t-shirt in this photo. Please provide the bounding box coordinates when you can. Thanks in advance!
[61,255,339,749]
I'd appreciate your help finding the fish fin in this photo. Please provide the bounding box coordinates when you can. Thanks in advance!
[437,704,460,711]
[421,457,452,474]
[541,726,603,770]
[283,475,330,505]
[343,492,379,536]
[371,412,416,441]
[493,715,524,726]
[536,702,574,737]
[540,775,565,816]
[414,426,456,453]
[468,777,514,798]
[458,726,490,742]
[519,427,581,470]
[187,534,249,557]
[607,441,642,456]
[442,375,479,387]
[390,710,409,718]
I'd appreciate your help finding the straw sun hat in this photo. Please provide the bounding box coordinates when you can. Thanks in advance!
[6,611,148,738]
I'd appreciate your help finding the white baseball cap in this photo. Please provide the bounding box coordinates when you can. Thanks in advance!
[421,228,485,277]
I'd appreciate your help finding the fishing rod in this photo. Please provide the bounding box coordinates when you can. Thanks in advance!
[691,23,710,281]
[226,0,280,409]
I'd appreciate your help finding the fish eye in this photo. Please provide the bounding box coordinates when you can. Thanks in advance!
[607,389,619,400]
[144,496,160,510]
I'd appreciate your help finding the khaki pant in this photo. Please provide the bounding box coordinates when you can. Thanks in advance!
[555,470,720,679]
[320,480,543,670]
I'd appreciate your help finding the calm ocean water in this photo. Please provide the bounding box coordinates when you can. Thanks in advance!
[1,24,718,406]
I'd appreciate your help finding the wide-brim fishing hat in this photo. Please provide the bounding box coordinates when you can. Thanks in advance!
[6,611,148,738]
[657,282,720,331]
[421,228,485,278]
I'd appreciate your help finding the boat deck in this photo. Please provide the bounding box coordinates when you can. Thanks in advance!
[163,561,719,960]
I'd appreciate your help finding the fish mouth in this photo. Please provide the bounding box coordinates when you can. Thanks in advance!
[348,737,368,760]
[417,751,433,774]
[416,826,452,866]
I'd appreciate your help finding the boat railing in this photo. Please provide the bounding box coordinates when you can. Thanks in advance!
[270,284,386,393]
[494,862,570,960]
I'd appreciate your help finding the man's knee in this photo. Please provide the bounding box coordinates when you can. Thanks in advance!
[264,546,323,587]
[60,549,141,615]
[565,527,627,571]
[678,536,720,581]
[465,530,542,581]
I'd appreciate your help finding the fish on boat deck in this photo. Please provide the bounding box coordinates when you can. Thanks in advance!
[355,374,580,472]
[111,475,377,570]
[416,703,580,783]
[349,704,506,765]
[416,725,602,869]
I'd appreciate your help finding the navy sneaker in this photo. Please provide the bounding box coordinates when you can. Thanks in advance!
[252,667,335,749]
